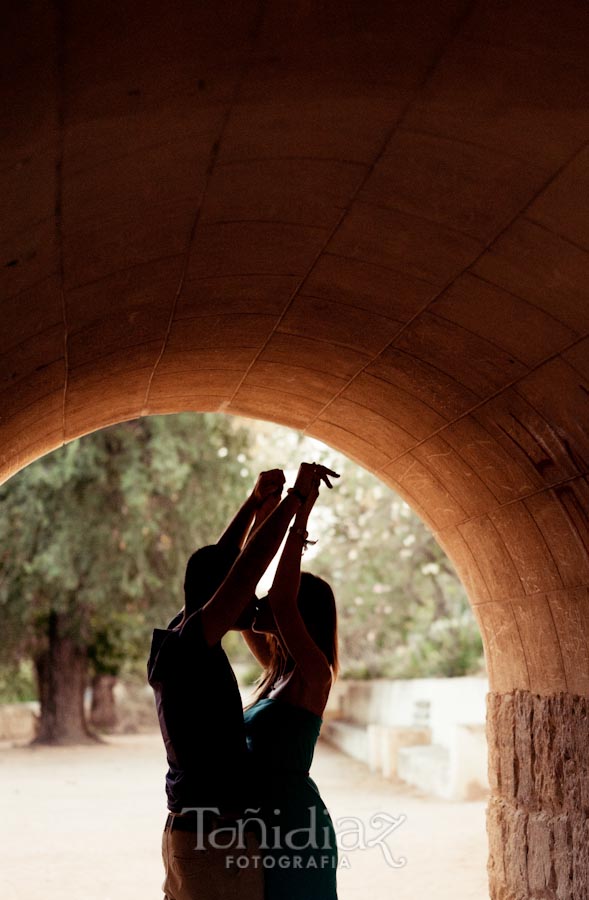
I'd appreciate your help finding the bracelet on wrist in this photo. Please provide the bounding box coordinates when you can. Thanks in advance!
[287,487,307,503]
[289,525,317,554]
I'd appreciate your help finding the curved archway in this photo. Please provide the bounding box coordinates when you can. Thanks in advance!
[3,2,589,895]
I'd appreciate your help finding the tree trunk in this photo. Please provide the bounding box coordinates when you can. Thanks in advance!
[33,610,97,745]
[89,673,118,731]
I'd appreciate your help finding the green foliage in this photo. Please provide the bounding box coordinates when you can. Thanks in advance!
[0,413,252,678]
[0,661,36,703]
[234,419,485,680]
[0,412,485,698]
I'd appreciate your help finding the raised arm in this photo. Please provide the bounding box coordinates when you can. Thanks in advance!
[215,469,285,558]
[240,489,284,667]
[267,467,338,686]
[196,464,320,647]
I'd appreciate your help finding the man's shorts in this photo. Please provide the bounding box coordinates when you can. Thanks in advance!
[162,813,264,900]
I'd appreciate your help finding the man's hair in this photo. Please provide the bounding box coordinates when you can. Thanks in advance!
[183,544,240,616]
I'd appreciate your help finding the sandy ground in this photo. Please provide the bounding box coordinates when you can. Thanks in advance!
[0,733,489,899]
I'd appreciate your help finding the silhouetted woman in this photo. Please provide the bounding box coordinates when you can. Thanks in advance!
[243,468,339,900]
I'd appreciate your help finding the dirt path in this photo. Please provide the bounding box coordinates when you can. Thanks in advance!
[0,733,489,899]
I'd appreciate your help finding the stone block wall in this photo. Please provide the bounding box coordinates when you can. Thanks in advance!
[487,691,589,900]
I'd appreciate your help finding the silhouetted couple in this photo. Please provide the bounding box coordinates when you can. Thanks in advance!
[147,462,340,899]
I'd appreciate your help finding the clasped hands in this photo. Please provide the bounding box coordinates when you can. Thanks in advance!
[253,462,340,515]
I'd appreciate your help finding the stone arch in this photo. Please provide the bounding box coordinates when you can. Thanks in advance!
[2,2,589,896]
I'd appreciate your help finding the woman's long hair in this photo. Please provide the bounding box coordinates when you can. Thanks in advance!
[254,572,339,702]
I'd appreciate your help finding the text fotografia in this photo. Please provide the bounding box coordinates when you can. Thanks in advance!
[178,807,407,869]
[227,853,340,871]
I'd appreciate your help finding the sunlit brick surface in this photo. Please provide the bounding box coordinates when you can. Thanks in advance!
[2,6,589,894]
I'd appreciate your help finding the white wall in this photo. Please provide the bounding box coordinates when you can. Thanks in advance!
[323,677,490,801]
[329,676,488,744]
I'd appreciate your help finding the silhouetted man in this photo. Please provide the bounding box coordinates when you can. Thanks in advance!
[148,465,317,899]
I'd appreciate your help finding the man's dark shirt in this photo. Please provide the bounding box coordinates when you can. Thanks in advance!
[147,610,249,814]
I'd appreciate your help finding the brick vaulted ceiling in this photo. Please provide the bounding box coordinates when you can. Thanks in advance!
[2,1,589,695]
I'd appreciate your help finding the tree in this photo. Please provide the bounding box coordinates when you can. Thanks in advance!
[228,418,484,679]
[309,472,484,678]
[0,411,485,745]
[0,413,252,743]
